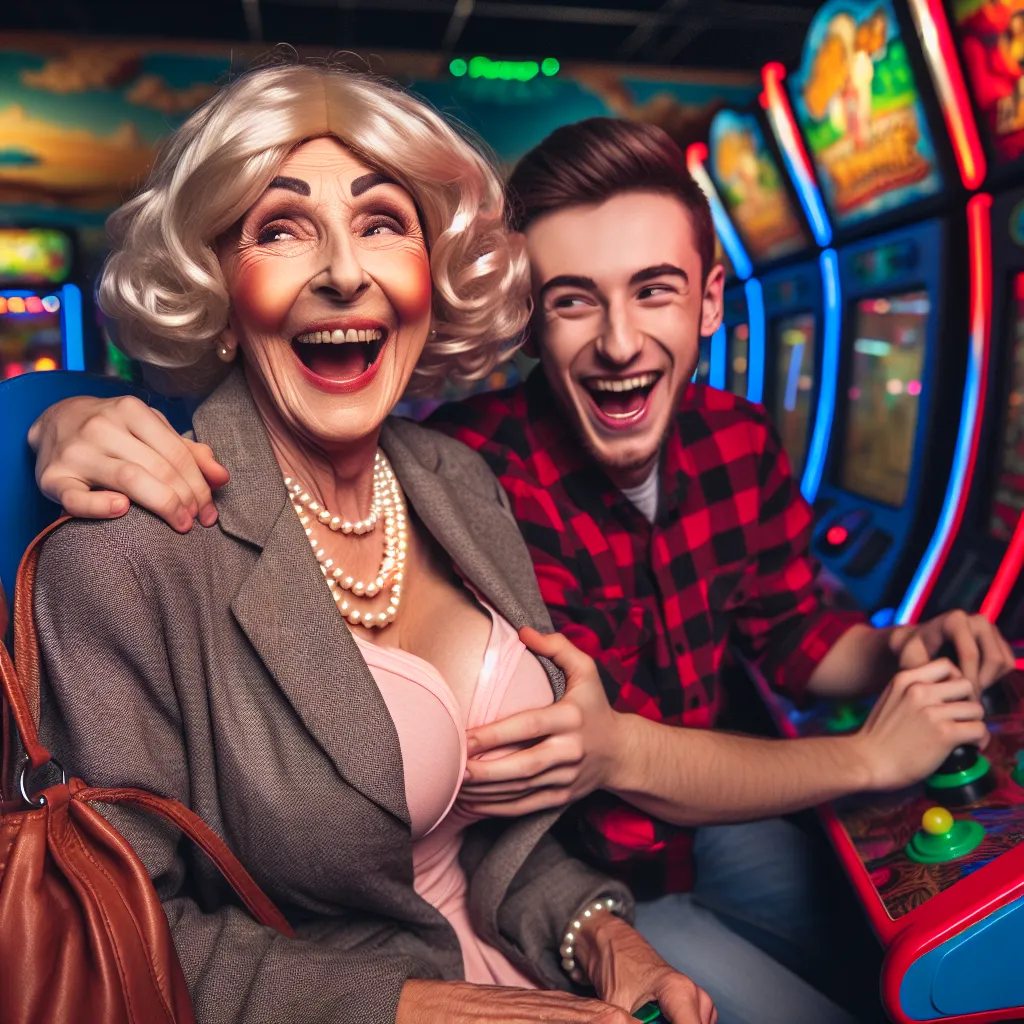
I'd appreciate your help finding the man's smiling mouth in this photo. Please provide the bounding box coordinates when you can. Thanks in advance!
[582,371,662,424]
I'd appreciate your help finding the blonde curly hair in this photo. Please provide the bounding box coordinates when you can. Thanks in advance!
[99,60,529,395]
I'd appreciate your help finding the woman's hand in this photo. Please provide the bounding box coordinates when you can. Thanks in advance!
[460,628,625,816]
[28,395,229,532]
[396,979,638,1022]
[579,914,716,1024]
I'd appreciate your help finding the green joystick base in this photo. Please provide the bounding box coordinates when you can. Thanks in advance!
[924,745,995,808]
[825,701,869,733]
[633,1003,667,1023]
[906,807,985,864]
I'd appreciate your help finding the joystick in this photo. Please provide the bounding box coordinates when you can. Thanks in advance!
[922,643,996,807]
[925,743,995,807]
[905,806,984,863]
[633,1003,667,1023]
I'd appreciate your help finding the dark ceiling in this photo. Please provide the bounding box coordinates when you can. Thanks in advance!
[4,0,824,71]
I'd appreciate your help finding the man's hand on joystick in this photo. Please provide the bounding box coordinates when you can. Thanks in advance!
[851,657,989,793]
[887,610,1015,698]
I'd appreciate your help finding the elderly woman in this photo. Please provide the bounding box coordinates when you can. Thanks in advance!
[32,63,715,1024]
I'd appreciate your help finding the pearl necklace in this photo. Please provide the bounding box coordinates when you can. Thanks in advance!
[294,451,387,536]
[285,452,407,629]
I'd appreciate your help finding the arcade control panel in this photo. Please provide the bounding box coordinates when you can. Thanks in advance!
[752,670,1024,1023]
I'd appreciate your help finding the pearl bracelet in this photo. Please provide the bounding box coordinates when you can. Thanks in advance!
[560,897,624,984]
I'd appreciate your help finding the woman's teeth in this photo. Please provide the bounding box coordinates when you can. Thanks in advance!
[294,328,384,344]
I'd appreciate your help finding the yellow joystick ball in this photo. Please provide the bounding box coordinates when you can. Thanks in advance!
[922,806,954,836]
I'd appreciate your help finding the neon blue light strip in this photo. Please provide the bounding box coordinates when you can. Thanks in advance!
[895,301,984,624]
[709,324,727,390]
[771,120,832,248]
[784,342,804,411]
[800,249,840,503]
[61,283,84,371]
[744,277,765,404]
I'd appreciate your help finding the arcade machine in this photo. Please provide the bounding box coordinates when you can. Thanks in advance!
[760,0,975,615]
[690,103,832,499]
[0,228,88,381]
[743,4,1024,1021]
[894,0,1024,633]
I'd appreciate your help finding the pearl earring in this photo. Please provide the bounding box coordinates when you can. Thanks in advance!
[428,328,437,338]
[216,341,236,363]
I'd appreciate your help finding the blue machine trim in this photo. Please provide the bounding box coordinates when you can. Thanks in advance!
[783,341,804,411]
[709,324,727,390]
[894,251,985,623]
[900,895,1024,1020]
[800,248,840,503]
[707,194,753,282]
[744,278,765,405]
[60,283,84,371]
[775,140,832,249]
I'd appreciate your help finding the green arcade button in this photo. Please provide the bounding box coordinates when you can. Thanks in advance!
[905,807,985,864]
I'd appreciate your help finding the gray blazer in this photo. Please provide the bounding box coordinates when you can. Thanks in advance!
[35,369,632,1024]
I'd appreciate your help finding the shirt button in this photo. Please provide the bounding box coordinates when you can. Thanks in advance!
[675,642,684,654]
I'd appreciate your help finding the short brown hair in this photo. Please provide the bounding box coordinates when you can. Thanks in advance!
[507,117,716,283]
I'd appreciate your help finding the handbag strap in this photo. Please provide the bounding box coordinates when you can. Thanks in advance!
[78,783,295,938]
[8,516,68,767]
[3,519,294,940]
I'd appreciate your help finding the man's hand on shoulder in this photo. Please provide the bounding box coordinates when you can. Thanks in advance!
[28,394,228,532]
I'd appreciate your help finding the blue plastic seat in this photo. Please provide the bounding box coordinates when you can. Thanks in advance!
[0,371,166,619]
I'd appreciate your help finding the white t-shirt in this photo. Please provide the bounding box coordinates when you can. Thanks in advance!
[620,464,660,524]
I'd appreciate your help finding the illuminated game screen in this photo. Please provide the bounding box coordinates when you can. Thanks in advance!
[694,335,712,384]
[772,313,817,477]
[728,322,749,398]
[990,274,1024,541]
[0,229,71,286]
[0,292,62,380]
[788,0,943,227]
[709,110,809,264]
[950,0,1024,165]
[839,291,929,507]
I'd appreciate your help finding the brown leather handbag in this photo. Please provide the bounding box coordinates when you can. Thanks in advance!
[0,520,295,1024]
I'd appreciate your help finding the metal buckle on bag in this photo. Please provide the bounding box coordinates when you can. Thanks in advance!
[18,757,66,808]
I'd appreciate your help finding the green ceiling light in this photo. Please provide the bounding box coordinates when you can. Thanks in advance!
[449,58,468,77]
[462,56,545,81]
[541,58,560,76]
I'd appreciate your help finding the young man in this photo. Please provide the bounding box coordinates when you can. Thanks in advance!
[28,118,1012,1023]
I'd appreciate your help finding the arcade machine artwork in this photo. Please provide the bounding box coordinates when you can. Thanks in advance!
[705,108,822,487]
[0,228,84,380]
[780,0,962,615]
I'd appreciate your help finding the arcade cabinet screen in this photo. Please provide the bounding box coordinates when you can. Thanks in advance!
[990,273,1024,542]
[694,335,712,384]
[0,292,61,381]
[728,322,749,398]
[839,291,929,507]
[773,313,816,477]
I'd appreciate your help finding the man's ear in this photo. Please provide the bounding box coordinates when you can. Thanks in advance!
[699,264,726,337]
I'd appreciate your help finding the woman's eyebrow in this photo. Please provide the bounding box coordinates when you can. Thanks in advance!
[351,172,395,197]
[267,176,311,196]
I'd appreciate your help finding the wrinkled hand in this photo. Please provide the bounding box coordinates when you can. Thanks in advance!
[460,628,624,816]
[888,610,1014,695]
[582,915,717,1024]
[854,658,988,791]
[28,394,229,532]
[396,979,640,1023]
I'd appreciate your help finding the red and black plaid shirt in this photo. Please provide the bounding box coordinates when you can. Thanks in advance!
[428,371,863,896]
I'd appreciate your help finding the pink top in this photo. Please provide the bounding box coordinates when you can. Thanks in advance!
[352,603,553,987]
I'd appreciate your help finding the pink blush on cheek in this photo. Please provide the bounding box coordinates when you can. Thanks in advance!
[229,257,306,334]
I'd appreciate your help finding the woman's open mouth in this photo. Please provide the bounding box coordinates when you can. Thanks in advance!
[582,371,662,430]
[291,327,387,394]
